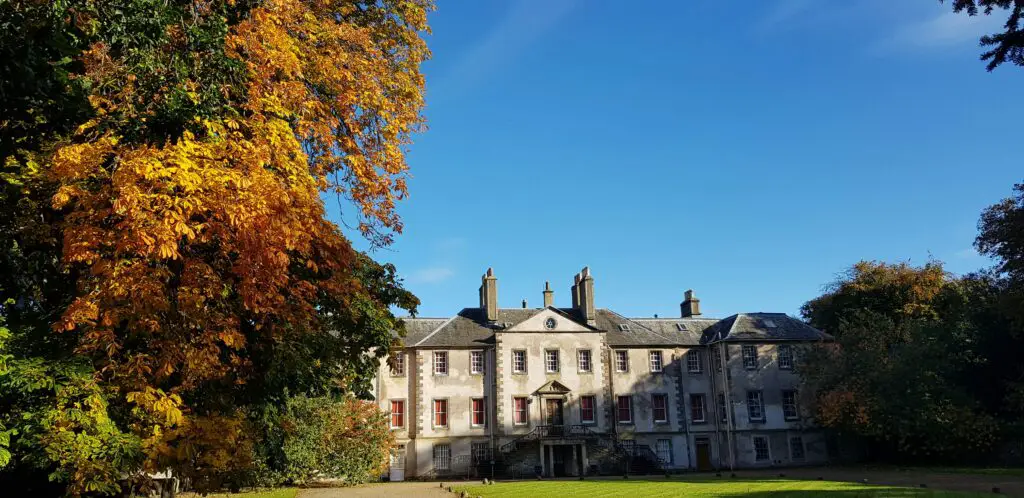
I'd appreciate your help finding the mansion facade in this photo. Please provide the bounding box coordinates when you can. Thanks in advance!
[373,267,833,479]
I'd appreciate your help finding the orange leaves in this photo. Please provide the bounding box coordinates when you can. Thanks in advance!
[226,0,430,237]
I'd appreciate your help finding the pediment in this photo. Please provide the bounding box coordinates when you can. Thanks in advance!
[505,307,593,332]
[534,380,572,395]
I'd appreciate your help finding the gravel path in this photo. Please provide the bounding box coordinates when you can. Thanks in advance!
[298,481,455,498]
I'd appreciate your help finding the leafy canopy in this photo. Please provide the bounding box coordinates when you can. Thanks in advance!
[1,0,430,494]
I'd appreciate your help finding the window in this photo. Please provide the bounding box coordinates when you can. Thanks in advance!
[433,351,448,375]
[690,393,706,423]
[782,390,799,420]
[742,345,759,370]
[580,395,596,423]
[545,349,560,373]
[687,350,703,374]
[712,347,722,373]
[513,397,528,425]
[753,436,770,462]
[471,398,486,427]
[675,323,688,331]
[652,394,669,423]
[390,400,405,428]
[433,444,451,471]
[618,323,630,331]
[472,442,491,464]
[778,344,793,370]
[617,395,633,423]
[747,391,765,422]
[391,353,405,376]
[649,350,663,372]
[615,350,629,372]
[512,350,527,374]
[433,399,448,427]
[718,393,728,423]
[790,436,805,460]
[470,350,484,374]
[656,439,672,464]
[577,349,592,372]
[763,319,777,328]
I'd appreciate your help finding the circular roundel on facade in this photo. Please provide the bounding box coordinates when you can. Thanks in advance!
[544,317,557,330]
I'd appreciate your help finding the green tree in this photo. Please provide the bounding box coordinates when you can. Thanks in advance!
[801,310,998,461]
[944,0,1024,70]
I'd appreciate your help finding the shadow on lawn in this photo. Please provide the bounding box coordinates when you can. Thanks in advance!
[558,479,977,497]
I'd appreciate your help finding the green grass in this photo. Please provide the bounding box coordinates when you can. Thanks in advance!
[859,465,1024,478]
[181,489,297,498]
[453,478,987,497]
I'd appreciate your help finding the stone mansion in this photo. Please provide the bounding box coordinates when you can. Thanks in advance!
[373,267,833,480]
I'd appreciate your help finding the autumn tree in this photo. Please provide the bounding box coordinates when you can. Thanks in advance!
[801,260,948,337]
[944,0,1024,70]
[1,0,430,494]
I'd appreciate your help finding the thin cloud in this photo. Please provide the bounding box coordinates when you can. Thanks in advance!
[431,0,578,100]
[407,266,456,285]
[875,10,1003,52]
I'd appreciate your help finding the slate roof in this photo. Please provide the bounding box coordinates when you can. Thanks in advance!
[398,309,827,348]
[629,317,719,346]
[700,312,832,343]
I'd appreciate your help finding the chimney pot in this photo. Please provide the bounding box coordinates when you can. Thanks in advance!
[522,299,527,308]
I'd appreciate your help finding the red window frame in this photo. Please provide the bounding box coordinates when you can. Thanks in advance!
[580,395,595,423]
[434,399,448,427]
[471,398,486,426]
[391,400,405,428]
[617,395,632,423]
[513,397,528,425]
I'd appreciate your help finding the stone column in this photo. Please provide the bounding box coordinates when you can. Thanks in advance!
[538,443,545,477]
[581,444,588,474]
[571,445,578,476]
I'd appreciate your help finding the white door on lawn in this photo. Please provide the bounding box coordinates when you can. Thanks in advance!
[390,445,406,481]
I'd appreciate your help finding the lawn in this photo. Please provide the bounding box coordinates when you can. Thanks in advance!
[859,465,1024,478]
[453,478,988,497]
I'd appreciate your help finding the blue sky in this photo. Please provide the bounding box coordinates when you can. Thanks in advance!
[332,0,1023,319]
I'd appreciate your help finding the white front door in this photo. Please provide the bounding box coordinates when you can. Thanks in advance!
[390,445,406,481]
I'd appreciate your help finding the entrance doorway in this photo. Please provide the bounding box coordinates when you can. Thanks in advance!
[695,438,712,471]
[545,398,564,436]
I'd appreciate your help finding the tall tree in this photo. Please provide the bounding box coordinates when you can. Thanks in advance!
[944,0,1024,70]
[1,0,429,493]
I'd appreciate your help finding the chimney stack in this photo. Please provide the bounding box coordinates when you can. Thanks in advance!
[542,281,554,308]
[681,289,701,318]
[571,274,580,308]
[479,268,498,321]
[578,267,596,325]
